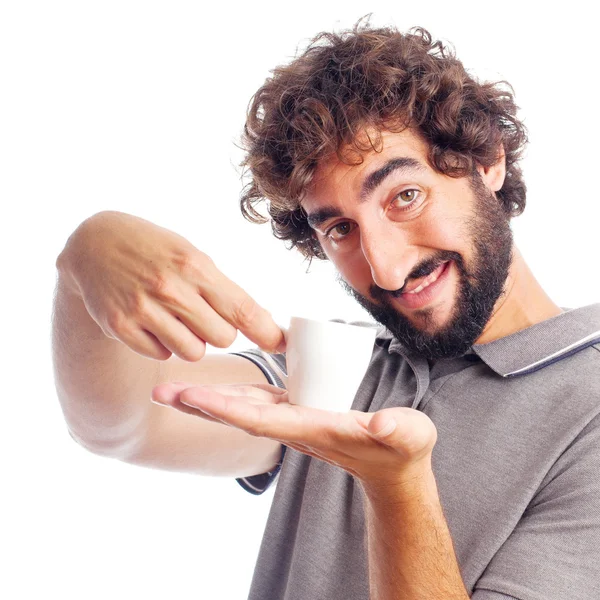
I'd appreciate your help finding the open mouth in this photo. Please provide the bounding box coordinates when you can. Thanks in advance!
[402,261,449,295]
[392,261,453,310]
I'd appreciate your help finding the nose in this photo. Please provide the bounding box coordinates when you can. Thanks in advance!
[360,227,415,292]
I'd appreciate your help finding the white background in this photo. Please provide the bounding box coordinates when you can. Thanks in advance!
[1,1,598,598]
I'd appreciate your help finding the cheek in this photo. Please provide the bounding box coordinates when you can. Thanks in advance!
[328,246,372,289]
[416,203,466,251]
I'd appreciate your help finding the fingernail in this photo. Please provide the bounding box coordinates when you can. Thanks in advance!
[372,420,397,438]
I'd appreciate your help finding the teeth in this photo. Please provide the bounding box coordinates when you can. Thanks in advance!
[406,282,427,295]
[405,263,445,295]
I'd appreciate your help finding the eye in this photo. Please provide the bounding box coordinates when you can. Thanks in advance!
[392,189,422,211]
[325,221,356,242]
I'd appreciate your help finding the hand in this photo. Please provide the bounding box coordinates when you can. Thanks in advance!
[152,381,438,488]
[56,211,286,361]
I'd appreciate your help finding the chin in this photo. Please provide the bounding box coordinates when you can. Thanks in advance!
[411,301,456,332]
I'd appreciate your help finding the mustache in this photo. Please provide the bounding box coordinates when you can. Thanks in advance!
[370,251,462,300]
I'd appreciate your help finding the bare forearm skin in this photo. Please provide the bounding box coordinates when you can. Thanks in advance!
[361,464,469,600]
[51,267,152,455]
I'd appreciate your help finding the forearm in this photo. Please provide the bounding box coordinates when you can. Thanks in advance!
[361,465,469,600]
[51,267,153,454]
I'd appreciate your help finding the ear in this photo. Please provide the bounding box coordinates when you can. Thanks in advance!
[476,145,506,192]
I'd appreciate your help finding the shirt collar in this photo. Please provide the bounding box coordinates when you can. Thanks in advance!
[378,303,600,378]
[472,303,600,377]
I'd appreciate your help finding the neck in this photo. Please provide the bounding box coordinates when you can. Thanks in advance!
[475,245,563,345]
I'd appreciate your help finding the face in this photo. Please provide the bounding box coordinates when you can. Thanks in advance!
[301,128,514,360]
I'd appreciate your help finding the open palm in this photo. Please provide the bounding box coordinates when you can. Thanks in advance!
[152,381,438,487]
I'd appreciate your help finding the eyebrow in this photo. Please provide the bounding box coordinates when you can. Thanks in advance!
[305,157,427,230]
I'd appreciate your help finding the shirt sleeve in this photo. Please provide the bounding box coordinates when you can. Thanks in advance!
[471,588,521,600]
[472,411,600,600]
[229,349,288,496]
[471,591,521,600]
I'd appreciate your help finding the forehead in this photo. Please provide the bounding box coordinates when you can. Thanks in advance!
[302,127,433,210]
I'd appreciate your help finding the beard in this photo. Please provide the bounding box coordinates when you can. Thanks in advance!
[337,174,514,360]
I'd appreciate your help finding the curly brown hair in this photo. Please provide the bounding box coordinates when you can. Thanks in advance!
[239,19,528,261]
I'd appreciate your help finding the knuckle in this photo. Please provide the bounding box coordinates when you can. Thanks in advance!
[153,281,180,306]
[148,271,172,299]
[172,250,195,274]
[173,250,220,292]
[129,293,151,321]
[175,250,213,280]
[232,295,259,329]
[105,310,126,334]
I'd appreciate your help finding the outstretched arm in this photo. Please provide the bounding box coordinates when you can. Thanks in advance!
[154,381,470,600]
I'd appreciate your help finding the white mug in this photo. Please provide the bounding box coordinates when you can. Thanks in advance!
[263,317,377,412]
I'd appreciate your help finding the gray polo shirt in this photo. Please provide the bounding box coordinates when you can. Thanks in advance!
[231,304,600,600]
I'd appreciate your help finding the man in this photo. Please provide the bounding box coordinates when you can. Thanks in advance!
[174,23,600,599]
[54,20,600,600]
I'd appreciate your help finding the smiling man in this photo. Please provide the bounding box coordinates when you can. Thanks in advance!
[211,20,600,600]
[73,19,599,600]
[52,16,600,600]
[302,128,561,360]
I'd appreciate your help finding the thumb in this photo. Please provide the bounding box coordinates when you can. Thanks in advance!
[369,417,397,439]
[367,407,437,459]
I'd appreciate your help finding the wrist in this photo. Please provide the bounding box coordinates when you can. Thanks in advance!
[360,458,435,505]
